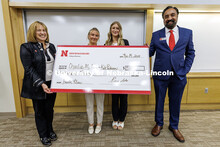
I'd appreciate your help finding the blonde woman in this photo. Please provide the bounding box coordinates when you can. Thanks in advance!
[20,21,57,146]
[105,21,129,130]
[85,28,105,134]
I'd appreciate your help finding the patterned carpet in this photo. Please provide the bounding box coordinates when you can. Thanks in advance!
[0,110,220,147]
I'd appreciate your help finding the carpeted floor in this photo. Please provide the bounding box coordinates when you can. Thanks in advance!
[0,110,220,147]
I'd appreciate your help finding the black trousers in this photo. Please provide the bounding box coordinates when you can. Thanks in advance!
[112,94,128,122]
[32,81,56,138]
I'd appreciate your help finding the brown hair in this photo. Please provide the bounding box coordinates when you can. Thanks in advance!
[105,21,125,46]
[27,21,49,43]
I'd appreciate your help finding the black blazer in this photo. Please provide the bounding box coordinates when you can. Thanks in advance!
[123,39,129,46]
[20,42,56,99]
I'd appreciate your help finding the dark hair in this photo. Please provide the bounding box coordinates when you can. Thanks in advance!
[162,6,179,18]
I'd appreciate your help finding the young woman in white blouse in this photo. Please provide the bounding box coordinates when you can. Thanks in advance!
[85,28,105,134]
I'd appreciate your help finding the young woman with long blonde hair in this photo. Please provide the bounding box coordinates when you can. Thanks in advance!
[105,21,129,130]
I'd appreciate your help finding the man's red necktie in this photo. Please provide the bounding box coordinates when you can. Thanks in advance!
[169,30,175,51]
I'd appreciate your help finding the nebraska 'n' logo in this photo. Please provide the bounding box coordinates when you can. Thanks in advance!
[61,50,68,57]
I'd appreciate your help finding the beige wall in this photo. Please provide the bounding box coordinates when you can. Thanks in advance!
[8,0,220,5]
[0,1,15,112]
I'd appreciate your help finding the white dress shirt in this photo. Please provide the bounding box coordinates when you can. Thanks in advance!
[38,42,55,81]
[112,42,118,46]
[165,25,179,46]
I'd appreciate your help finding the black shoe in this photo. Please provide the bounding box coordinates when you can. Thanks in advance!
[49,132,58,141]
[40,137,52,146]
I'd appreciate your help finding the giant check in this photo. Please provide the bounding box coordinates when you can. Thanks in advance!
[50,45,151,94]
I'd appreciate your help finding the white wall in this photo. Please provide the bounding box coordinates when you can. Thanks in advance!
[0,2,16,112]
[25,10,145,46]
[153,12,220,72]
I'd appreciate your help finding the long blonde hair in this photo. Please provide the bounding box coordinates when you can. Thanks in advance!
[27,21,49,43]
[105,21,125,46]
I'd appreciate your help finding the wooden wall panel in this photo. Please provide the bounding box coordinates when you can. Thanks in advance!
[55,93,68,106]
[25,99,32,107]
[128,94,148,105]
[104,94,111,105]
[68,93,86,106]
[26,77,220,113]
[2,0,26,117]
[187,78,220,103]
[149,79,187,104]
[25,93,68,107]
[68,93,110,106]
[145,9,154,45]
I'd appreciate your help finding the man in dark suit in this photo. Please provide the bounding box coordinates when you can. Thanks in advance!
[149,6,195,142]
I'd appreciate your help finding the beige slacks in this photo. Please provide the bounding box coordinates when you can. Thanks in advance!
[85,93,105,124]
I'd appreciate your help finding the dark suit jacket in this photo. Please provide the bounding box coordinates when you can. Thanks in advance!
[149,26,195,80]
[20,42,56,99]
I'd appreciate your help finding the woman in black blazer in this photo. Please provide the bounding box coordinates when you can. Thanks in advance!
[105,21,129,130]
[20,21,57,146]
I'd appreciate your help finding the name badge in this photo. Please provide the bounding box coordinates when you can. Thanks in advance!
[159,37,166,41]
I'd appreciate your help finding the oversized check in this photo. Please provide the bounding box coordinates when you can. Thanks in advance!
[50,45,151,94]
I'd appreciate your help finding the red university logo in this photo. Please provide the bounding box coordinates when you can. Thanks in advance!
[61,50,68,57]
